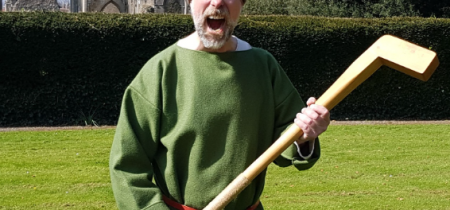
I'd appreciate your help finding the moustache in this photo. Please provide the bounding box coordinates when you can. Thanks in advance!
[203,6,229,17]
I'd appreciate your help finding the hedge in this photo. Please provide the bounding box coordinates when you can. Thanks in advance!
[242,0,450,18]
[0,12,448,126]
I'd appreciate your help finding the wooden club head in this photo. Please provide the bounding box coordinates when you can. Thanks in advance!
[371,35,439,81]
[316,34,439,110]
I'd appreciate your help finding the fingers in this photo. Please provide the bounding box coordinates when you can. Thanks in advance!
[304,97,330,122]
[294,113,318,141]
[294,97,330,141]
[309,104,330,122]
[306,97,316,106]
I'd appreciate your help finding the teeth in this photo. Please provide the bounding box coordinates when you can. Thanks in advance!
[208,16,224,20]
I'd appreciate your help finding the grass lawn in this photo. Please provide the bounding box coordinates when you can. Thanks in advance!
[0,128,116,209]
[0,124,449,209]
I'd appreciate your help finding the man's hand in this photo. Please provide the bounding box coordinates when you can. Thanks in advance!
[294,97,330,145]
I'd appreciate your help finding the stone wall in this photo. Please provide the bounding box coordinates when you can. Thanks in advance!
[2,0,188,13]
[5,0,59,11]
[88,0,126,12]
[155,0,181,13]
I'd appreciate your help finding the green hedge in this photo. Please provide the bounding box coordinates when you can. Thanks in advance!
[242,0,450,18]
[0,12,449,126]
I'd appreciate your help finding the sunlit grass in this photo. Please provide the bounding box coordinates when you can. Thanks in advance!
[0,124,449,209]
[262,124,450,209]
[0,129,116,209]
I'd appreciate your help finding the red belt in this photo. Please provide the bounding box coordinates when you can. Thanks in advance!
[163,195,260,210]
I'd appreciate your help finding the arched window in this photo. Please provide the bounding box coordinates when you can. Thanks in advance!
[102,1,120,13]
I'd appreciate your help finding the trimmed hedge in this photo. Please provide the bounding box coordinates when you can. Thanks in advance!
[243,0,450,18]
[0,12,449,126]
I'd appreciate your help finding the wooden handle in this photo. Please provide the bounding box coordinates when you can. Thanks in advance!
[204,42,382,210]
[203,126,304,210]
[203,48,379,210]
[203,173,251,210]
[242,125,303,180]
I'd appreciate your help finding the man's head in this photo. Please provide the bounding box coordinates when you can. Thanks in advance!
[190,0,245,50]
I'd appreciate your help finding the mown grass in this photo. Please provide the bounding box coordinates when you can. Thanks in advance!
[263,124,450,209]
[0,129,116,209]
[0,124,449,209]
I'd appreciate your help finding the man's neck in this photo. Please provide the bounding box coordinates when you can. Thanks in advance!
[178,32,238,53]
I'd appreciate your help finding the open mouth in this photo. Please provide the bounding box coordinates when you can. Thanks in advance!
[206,15,226,31]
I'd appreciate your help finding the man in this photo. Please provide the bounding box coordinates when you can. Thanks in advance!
[109,0,330,209]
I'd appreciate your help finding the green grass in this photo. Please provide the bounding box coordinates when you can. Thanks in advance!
[0,124,449,209]
[263,124,450,209]
[0,129,116,209]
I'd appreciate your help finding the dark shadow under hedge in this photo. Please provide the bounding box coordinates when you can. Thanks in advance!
[0,12,448,126]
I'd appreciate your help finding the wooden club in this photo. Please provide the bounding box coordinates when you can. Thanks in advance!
[204,35,439,210]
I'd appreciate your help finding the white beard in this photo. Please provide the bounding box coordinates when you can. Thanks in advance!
[192,6,237,50]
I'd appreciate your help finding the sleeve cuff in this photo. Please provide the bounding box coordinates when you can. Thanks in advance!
[294,140,315,160]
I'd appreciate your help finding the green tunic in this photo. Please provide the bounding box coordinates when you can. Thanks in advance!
[109,43,321,210]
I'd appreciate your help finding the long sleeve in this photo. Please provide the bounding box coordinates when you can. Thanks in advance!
[109,87,170,210]
[279,134,321,170]
[268,58,321,170]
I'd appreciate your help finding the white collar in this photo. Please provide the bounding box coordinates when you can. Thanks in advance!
[177,35,252,51]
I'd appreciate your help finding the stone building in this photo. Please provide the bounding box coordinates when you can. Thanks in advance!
[4,0,59,11]
[70,0,126,13]
[70,0,188,14]
[2,0,188,13]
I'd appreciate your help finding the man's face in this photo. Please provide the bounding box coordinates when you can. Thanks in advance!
[190,0,243,50]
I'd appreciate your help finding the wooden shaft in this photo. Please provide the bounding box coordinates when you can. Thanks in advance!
[203,126,303,210]
[242,125,303,180]
[203,173,251,210]
[204,35,438,210]
[203,50,381,210]
[316,51,382,109]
